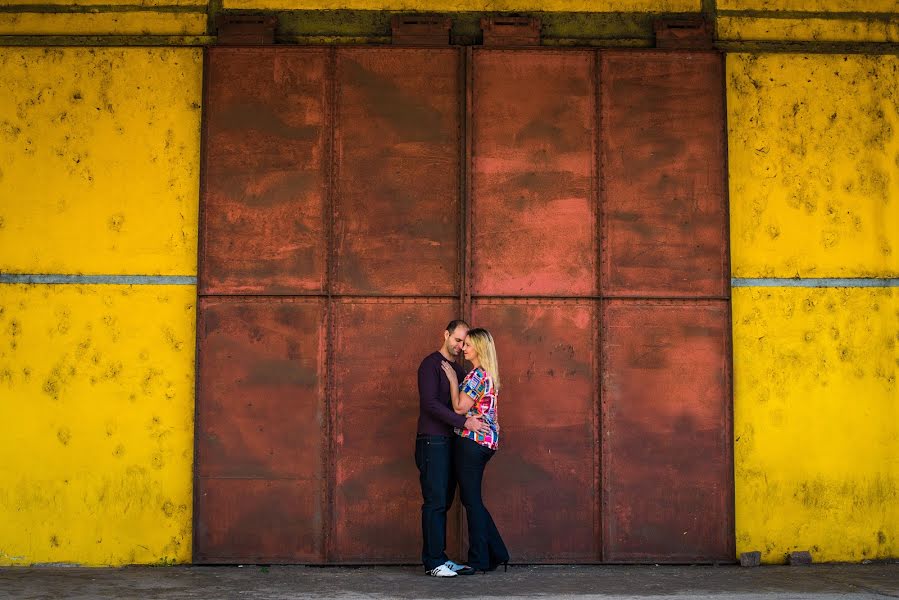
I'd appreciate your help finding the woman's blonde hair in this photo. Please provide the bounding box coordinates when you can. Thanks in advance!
[466,328,500,390]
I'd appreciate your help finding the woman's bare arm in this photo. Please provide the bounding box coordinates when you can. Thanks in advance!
[441,362,475,415]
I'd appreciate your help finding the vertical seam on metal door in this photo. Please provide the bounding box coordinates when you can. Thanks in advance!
[324,46,338,565]
[592,48,603,564]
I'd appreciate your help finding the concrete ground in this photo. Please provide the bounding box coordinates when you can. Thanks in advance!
[2,563,898,600]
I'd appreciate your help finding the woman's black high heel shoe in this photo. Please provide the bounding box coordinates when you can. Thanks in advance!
[485,560,508,572]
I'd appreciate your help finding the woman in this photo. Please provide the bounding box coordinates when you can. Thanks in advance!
[441,328,509,573]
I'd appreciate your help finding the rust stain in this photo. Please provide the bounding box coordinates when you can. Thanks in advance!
[56,427,71,446]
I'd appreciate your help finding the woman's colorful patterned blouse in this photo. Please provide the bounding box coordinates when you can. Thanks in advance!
[454,366,499,450]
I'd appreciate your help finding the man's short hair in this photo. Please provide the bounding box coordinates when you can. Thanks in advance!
[445,319,470,334]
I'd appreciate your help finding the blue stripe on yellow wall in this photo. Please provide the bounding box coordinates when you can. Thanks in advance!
[0,274,197,285]
[732,278,899,288]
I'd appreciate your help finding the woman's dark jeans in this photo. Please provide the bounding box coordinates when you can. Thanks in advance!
[415,434,456,571]
[454,436,509,570]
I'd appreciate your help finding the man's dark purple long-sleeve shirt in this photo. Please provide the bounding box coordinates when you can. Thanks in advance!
[417,351,467,435]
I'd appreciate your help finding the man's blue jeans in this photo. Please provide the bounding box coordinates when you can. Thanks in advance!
[415,434,456,571]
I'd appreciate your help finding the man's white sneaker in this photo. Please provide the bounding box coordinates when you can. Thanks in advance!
[428,564,458,577]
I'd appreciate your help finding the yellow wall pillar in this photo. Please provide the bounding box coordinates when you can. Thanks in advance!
[728,52,899,563]
[0,47,202,566]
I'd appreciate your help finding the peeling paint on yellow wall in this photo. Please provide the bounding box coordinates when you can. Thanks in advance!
[0,13,207,36]
[718,17,899,43]
[0,48,202,276]
[732,286,898,563]
[727,54,899,279]
[222,0,700,12]
[0,284,196,566]
[718,0,898,11]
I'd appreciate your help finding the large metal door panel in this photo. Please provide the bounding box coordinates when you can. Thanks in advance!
[471,50,596,297]
[471,300,598,561]
[332,300,461,562]
[201,48,329,295]
[599,51,728,298]
[197,46,735,565]
[196,297,326,562]
[601,300,732,562]
[334,49,461,296]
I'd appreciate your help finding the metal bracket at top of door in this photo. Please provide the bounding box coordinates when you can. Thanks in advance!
[653,18,714,49]
[391,15,542,47]
[215,15,278,45]
[481,16,541,47]
[391,15,452,46]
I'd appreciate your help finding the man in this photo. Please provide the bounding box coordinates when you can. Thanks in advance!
[416,319,488,577]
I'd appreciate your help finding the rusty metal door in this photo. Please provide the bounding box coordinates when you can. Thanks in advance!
[197,46,732,564]
[598,51,733,563]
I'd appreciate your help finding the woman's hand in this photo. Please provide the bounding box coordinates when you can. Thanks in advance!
[443,361,475,415]
[440,361,474,415]
[441,361,458,387]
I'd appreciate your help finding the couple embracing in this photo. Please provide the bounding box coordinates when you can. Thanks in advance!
[415,320,509,577]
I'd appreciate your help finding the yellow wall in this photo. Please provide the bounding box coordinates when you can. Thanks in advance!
[1,0,206,5]
[718,0,897,10]
[0,13,207,36]
[728,53,899,563]
[0,285,196,565]
[717,0,899,43]
[0,48,201,566]
[0,48,202,276]
[718,17,899,43]
[732,287,898,562]
[728,54,899,279]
